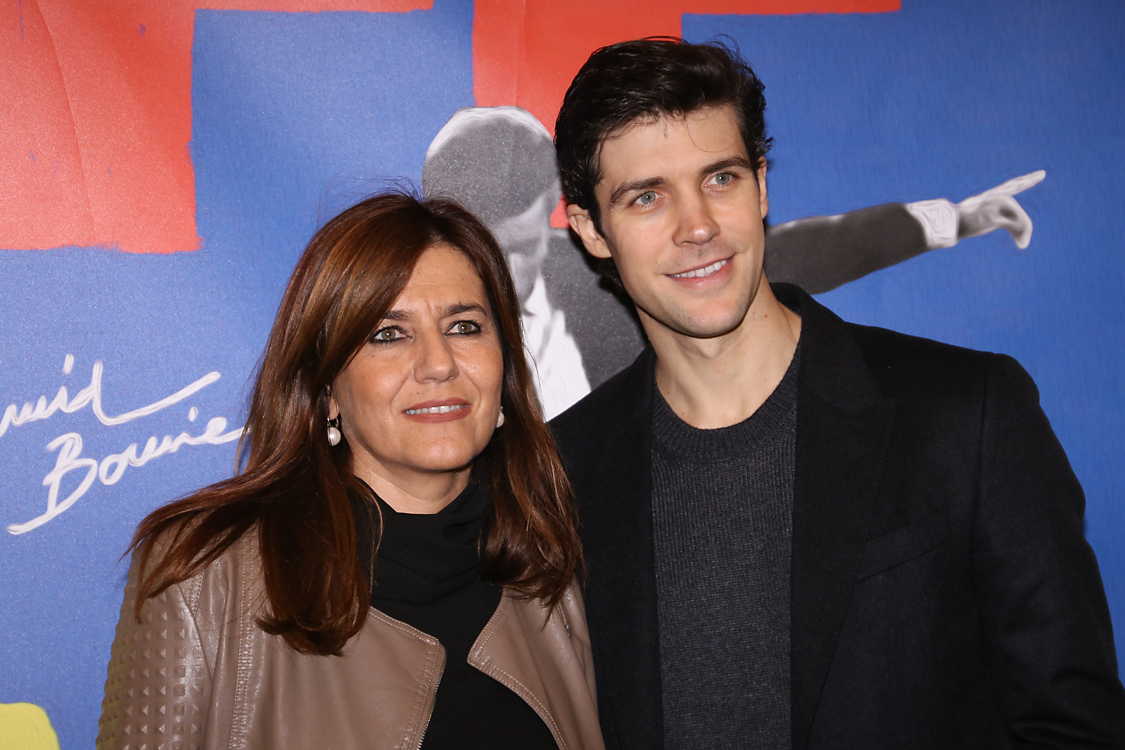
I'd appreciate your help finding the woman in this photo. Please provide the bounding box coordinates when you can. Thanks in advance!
[96,193,603,749]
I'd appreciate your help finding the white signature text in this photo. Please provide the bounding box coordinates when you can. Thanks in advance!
[4,356,243,535]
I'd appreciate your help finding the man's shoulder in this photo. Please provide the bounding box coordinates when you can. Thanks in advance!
[849,319,997,368]
[787,284,1028,406]
[549,348,653,455]
[842,319,1026,401]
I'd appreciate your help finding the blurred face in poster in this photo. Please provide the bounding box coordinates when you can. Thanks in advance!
[423,107,561,303]
[569,104,770,344]
[487,191,555,302]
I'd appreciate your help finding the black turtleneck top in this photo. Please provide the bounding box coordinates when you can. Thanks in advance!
[350,479,557,750]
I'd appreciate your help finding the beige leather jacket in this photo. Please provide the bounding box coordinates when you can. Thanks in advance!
[96,534,603,750]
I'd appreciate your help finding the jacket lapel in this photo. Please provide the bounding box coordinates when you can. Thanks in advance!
[780,287,896,750]
[468,589,606,750]
[567,349,664,750]
[561,287,897,750]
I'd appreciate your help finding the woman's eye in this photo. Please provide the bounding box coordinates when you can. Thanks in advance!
[450,320,481,335]
[371,327,403,343]
[635,191,657,206]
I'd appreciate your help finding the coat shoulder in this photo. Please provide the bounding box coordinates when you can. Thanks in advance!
[777,283,1032,409]
[843,321,1030,404]
[550,348,653,456]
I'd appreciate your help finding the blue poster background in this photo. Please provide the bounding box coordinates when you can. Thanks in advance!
[1,1,1122,746]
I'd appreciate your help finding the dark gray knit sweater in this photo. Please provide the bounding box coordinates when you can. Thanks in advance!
[651,347,800,749]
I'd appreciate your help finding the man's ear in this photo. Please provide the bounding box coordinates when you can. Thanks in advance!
[566,204,613,259]
[756,158,769,219]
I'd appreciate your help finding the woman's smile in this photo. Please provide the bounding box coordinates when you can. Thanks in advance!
[404,398,472,420]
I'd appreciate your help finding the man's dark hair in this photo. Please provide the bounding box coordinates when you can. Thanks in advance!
[555,37,772,235]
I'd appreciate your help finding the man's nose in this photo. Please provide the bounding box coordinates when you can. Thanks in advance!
[673,191,719,246]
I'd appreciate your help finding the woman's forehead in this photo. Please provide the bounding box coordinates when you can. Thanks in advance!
[388,244,490,312]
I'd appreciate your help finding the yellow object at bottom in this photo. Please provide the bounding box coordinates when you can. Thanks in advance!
[0,704,60,750]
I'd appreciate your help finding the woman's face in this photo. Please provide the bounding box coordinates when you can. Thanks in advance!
[329,244,504,504]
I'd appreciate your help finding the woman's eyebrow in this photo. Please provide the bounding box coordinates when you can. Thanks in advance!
[445,302,488,316]
[378,302,487,322]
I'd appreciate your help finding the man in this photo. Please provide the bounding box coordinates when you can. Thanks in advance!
[423,107,1041,419]
[550,38,1125,749]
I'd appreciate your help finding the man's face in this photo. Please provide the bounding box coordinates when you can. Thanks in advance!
[490,191,555,303]
[568,105,769,343]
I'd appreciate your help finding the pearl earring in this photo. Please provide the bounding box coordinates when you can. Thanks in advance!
[496,406,505,429]
[327,415,342,446]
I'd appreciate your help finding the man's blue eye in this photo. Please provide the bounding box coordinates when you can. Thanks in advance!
[714,173,732,185]
[636,192,657,206]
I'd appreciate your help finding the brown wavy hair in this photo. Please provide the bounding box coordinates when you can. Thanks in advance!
[128,192,582,655]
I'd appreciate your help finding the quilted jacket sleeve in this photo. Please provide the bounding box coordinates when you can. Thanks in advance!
[96,557,213,750]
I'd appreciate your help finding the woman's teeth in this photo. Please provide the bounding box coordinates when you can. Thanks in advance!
[406,404,468,415]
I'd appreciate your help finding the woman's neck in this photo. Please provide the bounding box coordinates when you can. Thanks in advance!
[353,463,472,514]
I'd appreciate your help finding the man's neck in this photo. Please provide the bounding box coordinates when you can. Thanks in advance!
[648,281,802,429]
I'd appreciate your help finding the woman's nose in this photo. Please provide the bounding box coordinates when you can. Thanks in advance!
[414,331,459,382]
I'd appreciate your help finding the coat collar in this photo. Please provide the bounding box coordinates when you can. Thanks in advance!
[559,346,663,749]
[775,285,896,749]
[561,285,894,750]
[469,586,606,750]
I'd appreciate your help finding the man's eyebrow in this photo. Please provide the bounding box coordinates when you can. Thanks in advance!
[606,157,758,208]
[608,177,665,208]
[699,156,757,177]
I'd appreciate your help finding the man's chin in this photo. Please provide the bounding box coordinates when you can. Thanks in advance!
[641,306,753,342]
[677,320,748,340]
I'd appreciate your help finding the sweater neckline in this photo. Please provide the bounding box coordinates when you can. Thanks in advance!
[351,476,490,606]
[651,342,801,462]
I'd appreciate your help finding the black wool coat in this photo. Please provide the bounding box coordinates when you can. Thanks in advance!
[550,284,1125,750]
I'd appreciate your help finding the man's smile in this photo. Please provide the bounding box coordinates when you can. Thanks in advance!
[669,258,729,279]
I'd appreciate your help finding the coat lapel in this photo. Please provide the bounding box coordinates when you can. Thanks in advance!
[780,287,896,750]
[559,287,897,750]
[565,349,663,750]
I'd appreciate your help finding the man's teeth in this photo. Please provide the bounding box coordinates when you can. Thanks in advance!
[671,259,727,279]
[406,404,468,415]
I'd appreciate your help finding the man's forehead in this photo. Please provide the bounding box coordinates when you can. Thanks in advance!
[595,105,748,184]
[604,103,736,138]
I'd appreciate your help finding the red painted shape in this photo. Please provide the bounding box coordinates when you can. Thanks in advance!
[2,0,891,253]
[474,0,899,136]
[549,197,569,229]
[1,0,96,250]
[0,0,429,254]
